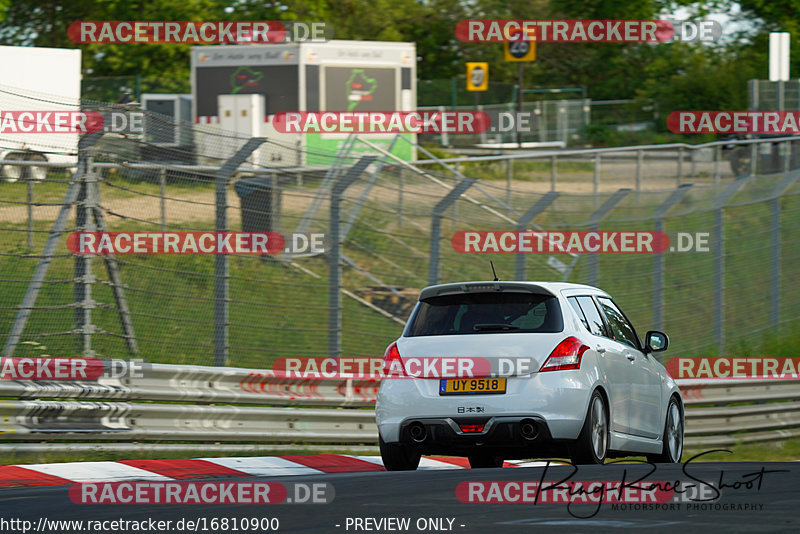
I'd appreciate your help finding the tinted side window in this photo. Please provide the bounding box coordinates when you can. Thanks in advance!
[568,297,590,330]
[597,297,639,349]
[575,296,606,337]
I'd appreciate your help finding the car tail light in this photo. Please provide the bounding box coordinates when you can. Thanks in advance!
[459,424,485,433]
[383,342,407,377]
[539,337,590,372]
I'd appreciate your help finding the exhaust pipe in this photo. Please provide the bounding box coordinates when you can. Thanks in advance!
[408,422,427,443]
[520,419,539,441]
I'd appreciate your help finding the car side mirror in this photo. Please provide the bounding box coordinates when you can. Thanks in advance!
[644,331,668,353]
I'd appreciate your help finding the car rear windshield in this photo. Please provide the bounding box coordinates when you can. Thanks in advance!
[406,292,563,337]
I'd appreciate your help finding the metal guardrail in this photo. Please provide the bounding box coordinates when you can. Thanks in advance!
[1,363,798,450]
[0,363,379,407]
[679,378,800,447]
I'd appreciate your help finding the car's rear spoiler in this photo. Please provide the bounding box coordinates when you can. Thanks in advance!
[418,282,557,301]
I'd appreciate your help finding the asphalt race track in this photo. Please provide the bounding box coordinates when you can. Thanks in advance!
[0,461,796,533]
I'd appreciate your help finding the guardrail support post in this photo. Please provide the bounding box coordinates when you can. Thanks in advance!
[653,184,693,331]
[429,177,477,285]
[214,138,266,367]
[515,192,559,280]
[329,156,378,359]
[586,188,631,286]
[712,177,749,353]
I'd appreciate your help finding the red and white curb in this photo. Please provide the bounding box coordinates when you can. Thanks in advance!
[0,455,554,488]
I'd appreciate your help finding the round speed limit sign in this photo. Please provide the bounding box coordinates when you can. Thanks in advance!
[509,40,530,59]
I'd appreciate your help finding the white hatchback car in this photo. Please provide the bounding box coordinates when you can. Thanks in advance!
[376,281,683,469]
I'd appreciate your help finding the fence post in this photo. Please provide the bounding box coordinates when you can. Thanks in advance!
[2,134,102,358]
[429,177,477,285]
[550,155,557,191]
[26,179,34,249]
[329,156,378,359]
[506,158,513,210]
[593,153,601,200]
[653,184,693,331]
[439,105,449,147]
[784,141,792,173]
[677,147,683,186]
[160,167,167,232]
[714,144,721,185]
[271,171,281,234]
[515,192,559,280]
[587,188,631,286]
[214,138,266,367]
[73,166,98,355]
[712,177,749,353]
[636,150,644,194]
[770,170,800,326]
[398,166,404,228]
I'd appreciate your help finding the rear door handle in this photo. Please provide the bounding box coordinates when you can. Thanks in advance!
[596,346,607,354]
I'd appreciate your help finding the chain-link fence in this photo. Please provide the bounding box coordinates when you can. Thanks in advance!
[2,88,800,368]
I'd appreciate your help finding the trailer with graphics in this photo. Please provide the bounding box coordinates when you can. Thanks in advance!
[0,45,82,182]
[190,40,417,166]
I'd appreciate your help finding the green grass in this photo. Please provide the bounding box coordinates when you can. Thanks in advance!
[0,170,214,206]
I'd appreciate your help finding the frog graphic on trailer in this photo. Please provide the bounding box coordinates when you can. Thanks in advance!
[346,69,377,111]
[230,66,264,94]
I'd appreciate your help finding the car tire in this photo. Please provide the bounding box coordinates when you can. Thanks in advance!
[647,396,683,464]
[379,434,421,471]
[570,390,608,465]
[468,454,504,469]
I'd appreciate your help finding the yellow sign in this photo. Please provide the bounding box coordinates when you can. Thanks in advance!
[466,62,489,91]
[504,28,536,62]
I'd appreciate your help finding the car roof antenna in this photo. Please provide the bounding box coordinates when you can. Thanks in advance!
[490,261,500,281]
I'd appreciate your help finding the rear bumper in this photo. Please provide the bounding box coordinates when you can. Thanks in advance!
[391,415,569,458]
[376,370,599,448]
